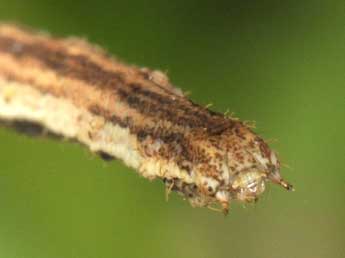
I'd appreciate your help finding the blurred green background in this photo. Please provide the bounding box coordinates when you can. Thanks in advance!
[0,1,344,258]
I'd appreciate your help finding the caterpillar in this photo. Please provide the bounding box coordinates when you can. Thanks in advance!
[0,24,293,214]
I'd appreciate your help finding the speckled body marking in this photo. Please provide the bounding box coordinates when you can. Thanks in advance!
[0,24,293,214]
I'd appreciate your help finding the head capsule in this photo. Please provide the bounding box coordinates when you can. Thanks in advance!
[231,170,266,202]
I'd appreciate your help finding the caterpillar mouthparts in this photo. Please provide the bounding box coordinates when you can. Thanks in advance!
[0,24,293,214]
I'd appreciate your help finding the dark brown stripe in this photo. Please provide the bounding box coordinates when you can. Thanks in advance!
[0,70,194,163]
[0,34,234,135]
[0,35,125,86]
[0,61,224,175]
[84,103,198,168]
[125,83,234,134]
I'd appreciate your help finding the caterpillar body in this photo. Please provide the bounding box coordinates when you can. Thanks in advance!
[0,24,293,214]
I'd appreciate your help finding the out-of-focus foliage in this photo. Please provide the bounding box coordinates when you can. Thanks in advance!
[0,1,344,258]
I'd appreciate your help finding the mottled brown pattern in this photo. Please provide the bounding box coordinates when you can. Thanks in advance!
[0,24,293,213]
[0,33,236,134]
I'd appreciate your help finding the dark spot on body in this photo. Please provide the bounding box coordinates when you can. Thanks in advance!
[97,151,115,161]
[0,119,61,139]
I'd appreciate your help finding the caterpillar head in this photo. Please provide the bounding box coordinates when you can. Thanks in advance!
[230,150,293,204]
[231,170,266,202]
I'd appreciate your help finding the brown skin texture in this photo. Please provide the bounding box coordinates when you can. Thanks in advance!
[0,24,292,213]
